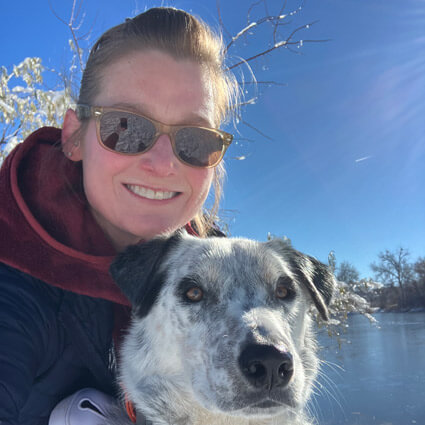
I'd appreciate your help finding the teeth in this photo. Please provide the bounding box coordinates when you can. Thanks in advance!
[126,184,177,200]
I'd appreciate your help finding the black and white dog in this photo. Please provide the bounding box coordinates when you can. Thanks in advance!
[109,231,335,425]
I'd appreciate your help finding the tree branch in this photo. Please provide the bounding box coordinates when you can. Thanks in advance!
[216,0,232,40]
[48,0,90,74]
[228,21,328,70]
[273,0,288,43]
[239,118,273,140]
[238,81,288,87]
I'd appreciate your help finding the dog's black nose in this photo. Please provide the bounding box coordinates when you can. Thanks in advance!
[238,344,294,390]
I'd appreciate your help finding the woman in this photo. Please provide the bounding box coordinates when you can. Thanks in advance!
[0,7,238,424]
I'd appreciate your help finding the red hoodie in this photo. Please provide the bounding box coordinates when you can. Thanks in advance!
[0,127,130,305]
[0,126,201,304]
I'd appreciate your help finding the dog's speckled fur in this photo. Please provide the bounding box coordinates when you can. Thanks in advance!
[108,232,335,425]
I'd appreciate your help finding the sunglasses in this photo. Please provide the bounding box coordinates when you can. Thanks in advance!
[76,105,233,168]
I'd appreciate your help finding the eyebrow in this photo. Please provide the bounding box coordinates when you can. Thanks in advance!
[108,102,214,128]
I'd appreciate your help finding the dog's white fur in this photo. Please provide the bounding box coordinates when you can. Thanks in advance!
[109,232,335,425]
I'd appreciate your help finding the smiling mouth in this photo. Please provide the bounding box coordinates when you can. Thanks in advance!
[125,184,179,200]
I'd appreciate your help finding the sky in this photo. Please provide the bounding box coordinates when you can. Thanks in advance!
[1,0,424,278]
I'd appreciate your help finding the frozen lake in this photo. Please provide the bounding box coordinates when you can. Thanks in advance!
[313,312,425,425]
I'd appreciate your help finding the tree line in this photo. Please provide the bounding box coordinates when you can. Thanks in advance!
[336,247,425,312]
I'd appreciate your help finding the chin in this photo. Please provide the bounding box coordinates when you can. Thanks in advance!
[236,400,296,418]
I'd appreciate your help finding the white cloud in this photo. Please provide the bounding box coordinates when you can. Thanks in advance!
[355,156,372,163]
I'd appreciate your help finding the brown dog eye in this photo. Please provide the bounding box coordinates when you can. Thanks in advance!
[186,287,204,302]
[275,285,289,300]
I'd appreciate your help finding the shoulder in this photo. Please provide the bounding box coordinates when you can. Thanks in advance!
[0,262,63,311]
[0,261,31,281]
[0,262,114,326]
[0,262,115,378]
[0,263,63,353]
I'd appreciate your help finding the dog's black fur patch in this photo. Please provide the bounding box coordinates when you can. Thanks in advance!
[110,232,183,318]
[265,239,335,320]
[289,253,334,320]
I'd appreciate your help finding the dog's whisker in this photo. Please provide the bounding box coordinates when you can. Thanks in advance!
[313,374,346,416]
[319,359,345,374]
[314,370,341,396]
[308,383,343,425]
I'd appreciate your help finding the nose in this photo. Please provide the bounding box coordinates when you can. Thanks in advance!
[238,344,294,390]
[138,134,178,176]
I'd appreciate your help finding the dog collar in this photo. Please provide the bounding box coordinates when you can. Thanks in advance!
[124,392,137,423]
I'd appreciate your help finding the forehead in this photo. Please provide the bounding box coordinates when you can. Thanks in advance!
[169,238,292,291]
[95,49,215,127]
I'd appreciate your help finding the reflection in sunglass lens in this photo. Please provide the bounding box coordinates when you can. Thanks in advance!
[176,127,223,167]
[99,111,156,153]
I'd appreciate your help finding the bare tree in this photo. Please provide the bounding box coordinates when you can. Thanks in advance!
[370,247,413,308]
[337,261,360,284]
[414,257,425,281]
[411,257,425,304]
[217,0,328,140]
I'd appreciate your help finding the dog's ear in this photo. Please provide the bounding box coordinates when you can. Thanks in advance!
[110,231,184,317]
[266,239,336,320]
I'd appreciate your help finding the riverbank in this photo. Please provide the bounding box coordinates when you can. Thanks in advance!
[373,306,425,313]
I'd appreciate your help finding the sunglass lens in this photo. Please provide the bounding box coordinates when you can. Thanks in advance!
[175,127,224,167]
[99,111,156,154]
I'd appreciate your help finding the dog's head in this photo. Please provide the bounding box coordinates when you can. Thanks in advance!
[110,232,335,420]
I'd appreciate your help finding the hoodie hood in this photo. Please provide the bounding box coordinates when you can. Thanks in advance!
[0,127,130,305]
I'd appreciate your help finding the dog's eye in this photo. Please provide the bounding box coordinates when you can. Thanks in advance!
[185,287,204,302]
[275,284,291,300]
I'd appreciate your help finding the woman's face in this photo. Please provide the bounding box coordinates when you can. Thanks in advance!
[72,50,216,250]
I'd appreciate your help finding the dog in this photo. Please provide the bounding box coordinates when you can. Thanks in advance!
[108,231,335,425]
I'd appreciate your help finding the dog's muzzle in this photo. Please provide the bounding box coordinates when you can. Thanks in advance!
[238,344,294,391]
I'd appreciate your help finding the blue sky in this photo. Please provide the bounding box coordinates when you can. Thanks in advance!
[1,0,424,278]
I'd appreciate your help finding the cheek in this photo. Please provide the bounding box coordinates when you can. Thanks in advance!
[80,124,129,182]
[187,168,214,201]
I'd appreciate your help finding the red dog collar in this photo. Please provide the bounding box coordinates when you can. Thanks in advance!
[124,392,137,423]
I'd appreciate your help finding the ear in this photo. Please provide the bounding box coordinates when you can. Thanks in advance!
[266,239,336,320]
[110,232,184,318]
[61,108,83,161]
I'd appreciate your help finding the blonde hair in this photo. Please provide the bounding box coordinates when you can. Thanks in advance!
[76,7,239,236]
